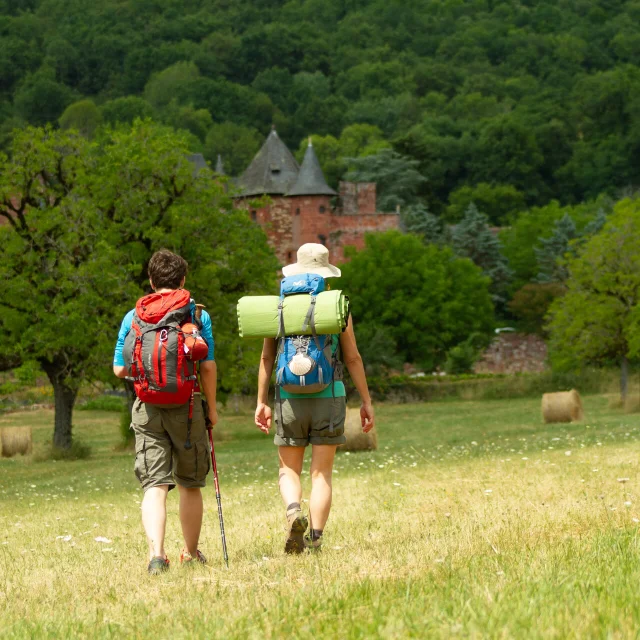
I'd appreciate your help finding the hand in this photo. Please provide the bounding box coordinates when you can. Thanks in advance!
[360,403,375,433]
[255,402,272,434]
[207,406,218,428]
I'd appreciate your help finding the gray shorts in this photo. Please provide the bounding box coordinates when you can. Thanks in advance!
[274,397,347,447]
[131,397,209,492]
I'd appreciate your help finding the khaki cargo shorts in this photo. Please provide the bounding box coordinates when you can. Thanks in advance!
[131,396,209,492]
[274,396,347,447]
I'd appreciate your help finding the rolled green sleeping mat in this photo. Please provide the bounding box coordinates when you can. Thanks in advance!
[237,290,349,338]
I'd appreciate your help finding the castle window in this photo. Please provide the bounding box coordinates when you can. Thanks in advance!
[318,234,327,246]
[319,205,326,214]
[287,251,293,261]
[295,208,300,216]
[250,210,257,222]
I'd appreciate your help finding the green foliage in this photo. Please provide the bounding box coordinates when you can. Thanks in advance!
[161,103,213,144]
[296,124,390,187]
[501,199,612,291]
[100,97,154,126]
[400,204,443,245]
[444,333,487,376]
[13,67,75,126]
[344,149,426,211]
[144,61,201,109]
[451,204,512,307]
[445,183,526,225]
[508,283,566,336]
[41,441,92,461]
[0,122,278,446]
[534,214,579,283]
[0,1,638,209]
[349,323,403,377]
[548,200,640,382]
[338,230,494,370]
[204,121,262,177]
[77,395,125,412]
[59,99,102,138]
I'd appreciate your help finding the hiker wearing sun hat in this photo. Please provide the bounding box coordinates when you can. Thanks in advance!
[254,243,375,553]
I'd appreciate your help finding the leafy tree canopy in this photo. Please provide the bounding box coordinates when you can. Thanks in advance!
[0,122,278,448]
[338,230,494,371]
[0,0,638,212]
[547,199,640,399]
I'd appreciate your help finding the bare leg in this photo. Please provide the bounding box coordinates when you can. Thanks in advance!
[309,445,338,532]
[178,486,203,556]
[278,446,307,553]
[278,446,305,507]
[141,485,169,560]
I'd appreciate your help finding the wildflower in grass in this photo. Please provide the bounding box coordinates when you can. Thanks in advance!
[625,502,632,507]
[565,451,571,456]
[94,536,111,543]
[618,478,630,483]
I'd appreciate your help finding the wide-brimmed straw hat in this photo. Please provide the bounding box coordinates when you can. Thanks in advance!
[282,243,341,278]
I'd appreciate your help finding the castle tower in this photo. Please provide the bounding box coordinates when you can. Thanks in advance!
[286,139,337,259]
[236,128,300,261]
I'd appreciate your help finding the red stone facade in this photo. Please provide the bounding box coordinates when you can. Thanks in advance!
[237,182,400,265]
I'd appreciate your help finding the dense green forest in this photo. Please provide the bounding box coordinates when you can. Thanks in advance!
[1,0,639,216]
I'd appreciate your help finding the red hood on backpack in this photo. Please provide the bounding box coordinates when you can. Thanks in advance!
[136,290,191,323]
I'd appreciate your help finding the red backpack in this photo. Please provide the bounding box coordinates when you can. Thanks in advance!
[123,289,208,405]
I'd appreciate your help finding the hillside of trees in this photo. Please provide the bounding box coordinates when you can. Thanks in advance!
[1,0,640,216]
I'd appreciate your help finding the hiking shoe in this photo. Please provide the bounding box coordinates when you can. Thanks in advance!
[147,556,170,575]
[304,535,323,552]
[284,508,308,555]
[180,549,207,565]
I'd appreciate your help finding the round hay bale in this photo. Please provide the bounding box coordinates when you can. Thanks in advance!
[541,389,584,424]
[0,426,33,457]
[339,407,378,452]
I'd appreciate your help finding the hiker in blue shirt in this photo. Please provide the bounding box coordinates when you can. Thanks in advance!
[113,249,218,575]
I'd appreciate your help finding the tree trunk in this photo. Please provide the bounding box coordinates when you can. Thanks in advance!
[40,358,78,450]
[621,355,629,403]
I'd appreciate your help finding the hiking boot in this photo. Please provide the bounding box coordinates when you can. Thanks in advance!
[284,507,308,555]
[304,535,323,552]
[147,556,170,575]
[180,549,207,565]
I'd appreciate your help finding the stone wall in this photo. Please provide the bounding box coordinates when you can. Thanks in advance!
[474,333,548,374]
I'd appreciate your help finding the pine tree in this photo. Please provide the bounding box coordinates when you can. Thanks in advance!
[451,203,512,307]
[401,204,443,245]
[582,208,608,236]
[534,213,578,283]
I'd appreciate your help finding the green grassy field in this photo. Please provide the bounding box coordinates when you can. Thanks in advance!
[2,395,640,638]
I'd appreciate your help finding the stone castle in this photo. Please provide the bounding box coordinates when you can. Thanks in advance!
[231,128,399,264]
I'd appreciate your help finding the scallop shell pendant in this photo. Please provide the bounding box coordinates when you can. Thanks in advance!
[288,353,314,376]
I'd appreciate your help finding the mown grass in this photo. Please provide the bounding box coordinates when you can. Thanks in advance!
[2,395,640,638]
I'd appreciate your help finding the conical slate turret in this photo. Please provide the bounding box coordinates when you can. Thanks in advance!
[237,128,299,197]
[287,139,336,197]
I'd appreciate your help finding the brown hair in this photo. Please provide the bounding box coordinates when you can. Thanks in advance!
[148,249,188,290]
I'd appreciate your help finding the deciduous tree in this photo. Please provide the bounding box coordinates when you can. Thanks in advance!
[338,230,494,371]
[0,122,278,449]
[547,200,640,401]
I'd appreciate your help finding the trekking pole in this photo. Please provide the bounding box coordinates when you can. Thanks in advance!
[205,412,229,567]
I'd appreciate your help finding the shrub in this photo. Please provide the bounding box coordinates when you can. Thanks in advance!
[77,395,126,412]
